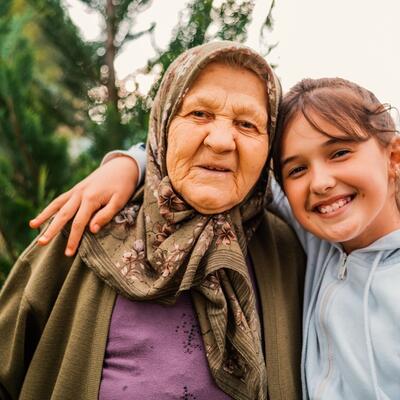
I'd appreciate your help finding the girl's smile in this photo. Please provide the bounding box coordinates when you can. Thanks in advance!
[281,111,400,253]
[311,193,355,216]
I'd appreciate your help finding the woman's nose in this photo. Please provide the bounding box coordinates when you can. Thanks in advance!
[309,166,336,194]
[203,119,237,153]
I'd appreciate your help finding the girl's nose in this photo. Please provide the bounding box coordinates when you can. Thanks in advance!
[203,119,237,153]
[309,166,336,194]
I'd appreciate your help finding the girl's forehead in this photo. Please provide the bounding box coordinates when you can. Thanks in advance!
[282,112,358,154]
[284,108,369,144]
[283,113,326,146]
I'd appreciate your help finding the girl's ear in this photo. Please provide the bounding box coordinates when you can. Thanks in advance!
[389,135,400,179]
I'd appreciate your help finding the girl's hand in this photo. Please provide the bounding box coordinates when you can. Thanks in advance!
[29,156,139,256]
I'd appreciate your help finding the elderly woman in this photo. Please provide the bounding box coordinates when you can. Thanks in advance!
[0,42,304,400]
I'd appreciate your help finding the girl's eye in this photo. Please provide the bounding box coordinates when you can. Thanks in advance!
[332,149,351,159]
[287,165,306,178]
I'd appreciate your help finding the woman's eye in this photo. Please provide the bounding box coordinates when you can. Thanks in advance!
[190,110,209,119]
[332,149,350,159]
[236,120,258,132]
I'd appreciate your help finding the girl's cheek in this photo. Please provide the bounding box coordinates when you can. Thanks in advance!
[285,182,304,211]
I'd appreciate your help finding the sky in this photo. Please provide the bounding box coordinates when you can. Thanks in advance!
[64,0,400,120]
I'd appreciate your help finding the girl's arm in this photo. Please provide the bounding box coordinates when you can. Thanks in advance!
[32,144,314,254]
[267,176,311,250]
[30,145,145,256]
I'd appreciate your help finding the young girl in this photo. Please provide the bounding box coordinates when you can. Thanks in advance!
[269,78,400,400]
[32,77,400,399]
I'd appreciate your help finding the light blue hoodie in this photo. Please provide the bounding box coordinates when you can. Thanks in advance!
[270,179,400,400]
[120,145,400,399]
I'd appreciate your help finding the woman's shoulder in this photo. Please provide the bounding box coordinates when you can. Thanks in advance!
[250,210,305,271]
[250,210,306,289]
[4,226,86,306]
[259,210,303,248]
[19,226,75,274]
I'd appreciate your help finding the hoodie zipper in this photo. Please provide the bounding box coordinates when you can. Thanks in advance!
[363,252,383,400]
[314,253,348,399]
[337,253,348,280]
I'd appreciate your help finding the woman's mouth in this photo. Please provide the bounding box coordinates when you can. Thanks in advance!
[198,164,233,173]
[313,195,355,215]
[203,166,230,172]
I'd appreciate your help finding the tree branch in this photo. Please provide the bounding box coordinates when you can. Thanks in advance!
[105,0,119,111]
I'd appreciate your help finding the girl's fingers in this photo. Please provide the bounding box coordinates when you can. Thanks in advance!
[30,191,71,228]
[37,195,81,245]
[65,200,101,256]
[89,195,123,233]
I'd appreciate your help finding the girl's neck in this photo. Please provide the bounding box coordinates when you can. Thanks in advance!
[342,209,400,253]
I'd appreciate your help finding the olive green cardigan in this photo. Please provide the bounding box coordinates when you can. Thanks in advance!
[0,211,305,400]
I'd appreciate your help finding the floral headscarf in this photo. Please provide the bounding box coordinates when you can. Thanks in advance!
[80,41,281,400]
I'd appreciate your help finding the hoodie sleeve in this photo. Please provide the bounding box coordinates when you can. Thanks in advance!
[101,143,147,185]
[266,175,311,252]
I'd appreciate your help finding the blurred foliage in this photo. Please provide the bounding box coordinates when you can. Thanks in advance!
[0,0,276,286]
[0,3,71,278]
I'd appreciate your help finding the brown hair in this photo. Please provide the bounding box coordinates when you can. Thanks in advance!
[271,77,398,186]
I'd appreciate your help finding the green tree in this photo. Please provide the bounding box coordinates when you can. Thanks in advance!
[29,0,155,158]
[0,2,71,283]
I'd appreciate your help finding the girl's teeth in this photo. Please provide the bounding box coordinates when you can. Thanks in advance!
[318,197,351,214]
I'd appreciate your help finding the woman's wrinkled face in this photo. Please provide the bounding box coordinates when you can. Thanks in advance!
[166,62,269,214]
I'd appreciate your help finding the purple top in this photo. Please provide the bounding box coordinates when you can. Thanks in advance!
[99,258,261,399]
[99,293,232,399]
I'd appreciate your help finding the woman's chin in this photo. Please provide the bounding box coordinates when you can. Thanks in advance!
[183,187,239,214]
